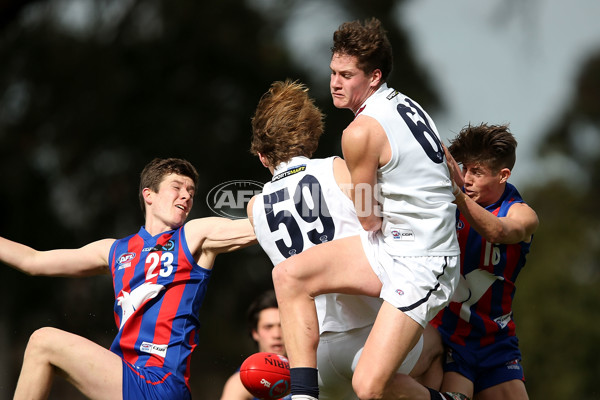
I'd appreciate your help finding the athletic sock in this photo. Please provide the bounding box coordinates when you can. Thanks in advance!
[290,367,319,399]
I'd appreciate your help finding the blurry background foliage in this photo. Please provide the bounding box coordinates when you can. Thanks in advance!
[0,0,598,398]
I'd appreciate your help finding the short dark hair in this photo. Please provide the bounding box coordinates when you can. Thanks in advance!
[246,290,278,338]
[449,123,517,172]
[331,17,393,82]
[138,158,199,216]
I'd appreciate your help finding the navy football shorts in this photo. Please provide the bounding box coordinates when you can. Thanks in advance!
[443,345,525,393]
[122,360,191,400]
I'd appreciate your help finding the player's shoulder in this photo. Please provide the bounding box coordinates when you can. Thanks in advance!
[343,116,387,155]
[344,116,381,139]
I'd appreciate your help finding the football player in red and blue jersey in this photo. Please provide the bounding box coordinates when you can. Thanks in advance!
[432,124,539,400]
[1,157,256,400]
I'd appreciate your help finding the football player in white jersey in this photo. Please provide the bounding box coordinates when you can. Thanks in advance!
[270,19,466,400]
[247,80,450,400]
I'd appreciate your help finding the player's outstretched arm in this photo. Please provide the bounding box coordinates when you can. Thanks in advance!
[185,217,257,269]
[0,236,114,277]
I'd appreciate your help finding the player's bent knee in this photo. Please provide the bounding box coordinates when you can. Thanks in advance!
[272,260,303,292]
[25,327,58,357]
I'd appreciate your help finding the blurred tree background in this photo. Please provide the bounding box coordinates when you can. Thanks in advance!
[0,0,598,399]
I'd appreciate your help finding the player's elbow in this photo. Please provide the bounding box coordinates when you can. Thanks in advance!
[484,228,505,244]
[486,225,525,244]
[15,260,44,276]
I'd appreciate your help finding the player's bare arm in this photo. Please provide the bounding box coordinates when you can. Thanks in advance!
[246,195,257,228]
[341,115,388,231]
[220,371,253,400]
[332,156,353,199]
[185,217,257,268]
[0,236,113,277]
[454,193,538,244]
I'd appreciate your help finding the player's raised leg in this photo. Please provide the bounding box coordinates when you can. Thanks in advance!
[14,327,123,400]
[272,235,381,369]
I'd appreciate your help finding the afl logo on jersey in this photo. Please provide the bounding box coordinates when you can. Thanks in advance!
[117,252,136,270]
[456,220,465,230]
[206,180,264,219]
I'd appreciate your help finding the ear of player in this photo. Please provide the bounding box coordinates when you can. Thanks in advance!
[239,352,291,400]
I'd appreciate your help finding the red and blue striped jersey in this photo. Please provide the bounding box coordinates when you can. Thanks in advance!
[433,183,532,353]
[108,225,211,388]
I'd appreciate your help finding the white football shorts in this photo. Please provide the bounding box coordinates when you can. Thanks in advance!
[360,230,460,328]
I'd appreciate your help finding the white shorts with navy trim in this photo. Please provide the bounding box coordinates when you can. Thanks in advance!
[360,231,460,328]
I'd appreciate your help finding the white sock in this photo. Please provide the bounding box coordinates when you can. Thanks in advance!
[291,396,318,400]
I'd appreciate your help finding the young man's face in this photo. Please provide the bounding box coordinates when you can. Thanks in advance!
[252,307,285,355]
[462,163,508,207]
[146,173,195,229]
[330,53,379,114]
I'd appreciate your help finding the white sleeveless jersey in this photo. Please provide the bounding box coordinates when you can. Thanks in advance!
[253,156,382,334]
[357,84,459,256]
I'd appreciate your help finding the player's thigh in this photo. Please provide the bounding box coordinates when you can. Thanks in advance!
[353,302,423,385]
[275,235,381,298]
[441,372,474,399]
[38,327,123,400]
[475,379,528,400]
[410,323,443,378]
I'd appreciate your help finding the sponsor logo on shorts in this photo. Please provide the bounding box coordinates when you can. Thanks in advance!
[117,252,136,270]
[140,342,168,358]
[505,359,522,370]
[396,289,405,296]
[390,228,415,241]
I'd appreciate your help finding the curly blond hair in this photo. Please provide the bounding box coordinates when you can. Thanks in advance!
[250,80,324,167]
